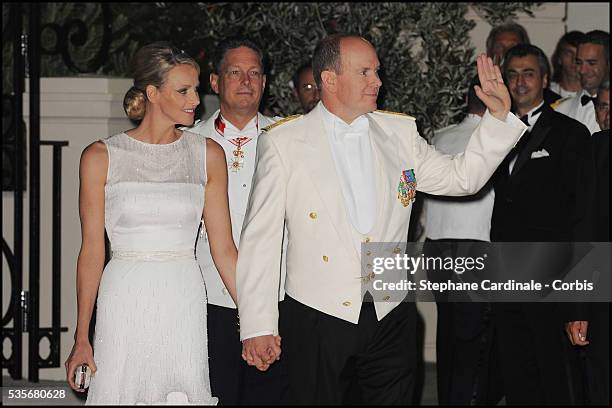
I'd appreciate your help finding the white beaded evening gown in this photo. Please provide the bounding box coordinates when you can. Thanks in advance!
[86,131,218,405]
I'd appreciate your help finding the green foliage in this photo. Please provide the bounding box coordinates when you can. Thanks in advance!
[2,4,14,94]
[3,2,541,138]
[116,2,541,136]
[471,2,541,25]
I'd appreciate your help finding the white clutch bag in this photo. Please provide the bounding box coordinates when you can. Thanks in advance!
[74,364,91,390]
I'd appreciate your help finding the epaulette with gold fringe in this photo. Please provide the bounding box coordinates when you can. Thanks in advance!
[374,109,416,120]
[550,96,571,110]
[262,114,302,132]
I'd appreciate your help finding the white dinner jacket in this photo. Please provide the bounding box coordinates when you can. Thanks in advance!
[190,111,286,308]
[555,89,601,134]
[236,106,526,340]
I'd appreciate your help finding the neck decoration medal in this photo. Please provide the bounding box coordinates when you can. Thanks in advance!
[215,113,258,173]
[398,169,417,207]
[227,138,250,172]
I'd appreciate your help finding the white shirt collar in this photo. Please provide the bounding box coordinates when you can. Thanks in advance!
[316,102,376,236]
[216,111,260,139]
[522,101,545,128]
[319,102,369,139]
[526,101,544,116]
[579,88,597,99]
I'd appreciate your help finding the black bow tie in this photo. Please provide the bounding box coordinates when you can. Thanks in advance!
[519,104,544,126]
[520,115,529,126]
[581,94,597,106]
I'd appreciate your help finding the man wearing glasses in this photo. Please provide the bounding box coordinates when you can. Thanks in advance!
[595,80,610,131]
[293,62,320,113]
[190,37,286,405]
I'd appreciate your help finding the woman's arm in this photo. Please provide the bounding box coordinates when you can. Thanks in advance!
[65,141,108,390]
[203,138,238,304]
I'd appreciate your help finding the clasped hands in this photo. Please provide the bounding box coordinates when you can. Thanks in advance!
[242,334,282,371]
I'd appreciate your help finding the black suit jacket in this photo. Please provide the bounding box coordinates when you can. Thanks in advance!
[564,129,610,322]
[592,129,610,241]
[491,103,594,242]
[492,104,595,325]
[544,87,562,106]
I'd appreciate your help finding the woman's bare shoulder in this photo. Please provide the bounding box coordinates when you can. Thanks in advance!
[80,141,108,177]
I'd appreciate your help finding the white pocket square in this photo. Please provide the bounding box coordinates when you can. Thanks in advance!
[531,149,550,159]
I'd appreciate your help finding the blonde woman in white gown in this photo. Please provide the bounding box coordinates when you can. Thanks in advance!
[64,42,236,405]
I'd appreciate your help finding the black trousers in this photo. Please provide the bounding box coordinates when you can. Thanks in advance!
[278,295,417,405]
[207,304,243,405]
[577,303,610,405]
[241,324,287,405]
[207,303,286,405]
[424,238,503,405]
[494,302,577,405]
[434,302,502,405]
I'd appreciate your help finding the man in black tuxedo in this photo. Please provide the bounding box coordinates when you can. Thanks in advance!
[564,84,609,404]
[491,44,594,404]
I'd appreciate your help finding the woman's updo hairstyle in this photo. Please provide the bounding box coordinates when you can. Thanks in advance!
[123,42,200,121]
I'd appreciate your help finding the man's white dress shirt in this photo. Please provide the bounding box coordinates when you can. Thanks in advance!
[555,88,601,134]
[549,82,578,99]
[424,114,494,242]
[509,101,544,173]
[320,103,377,239]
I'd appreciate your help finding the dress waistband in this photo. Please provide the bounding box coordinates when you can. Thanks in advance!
[111,249,195,262]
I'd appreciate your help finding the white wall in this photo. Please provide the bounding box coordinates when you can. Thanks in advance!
[567,2,610,33]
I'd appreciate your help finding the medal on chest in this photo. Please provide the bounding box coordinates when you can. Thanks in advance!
[215,113,259,173]
[398,169,417,207]
[228,138,252,172]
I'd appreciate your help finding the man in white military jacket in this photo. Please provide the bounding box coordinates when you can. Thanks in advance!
[237,34,527,405]
[189,37,286,405]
